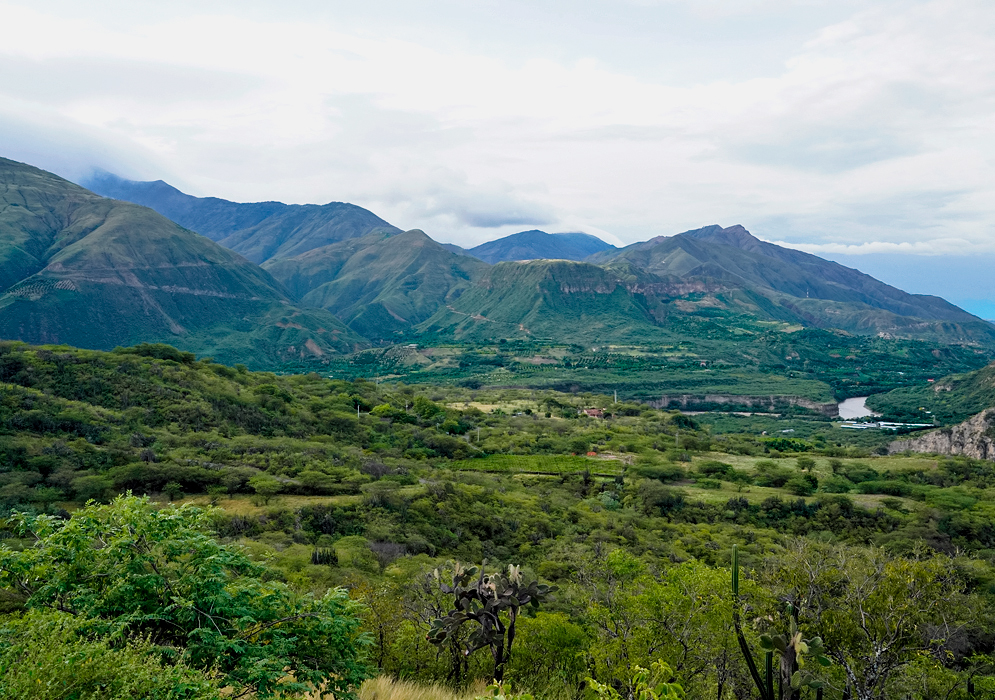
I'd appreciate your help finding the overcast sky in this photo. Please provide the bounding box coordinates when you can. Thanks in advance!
[2,0,994,273]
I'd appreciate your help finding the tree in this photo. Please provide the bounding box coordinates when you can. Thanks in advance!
[732,545,830,700]
[0,495,369,699]
[588,661,685,700]
[248,473,281,504]
[427,561,555,682]
[761,542,971,700]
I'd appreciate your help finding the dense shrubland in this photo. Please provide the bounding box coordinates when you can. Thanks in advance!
[2,342,995,698]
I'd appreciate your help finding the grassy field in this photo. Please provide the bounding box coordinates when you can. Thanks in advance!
[449,453,624,475]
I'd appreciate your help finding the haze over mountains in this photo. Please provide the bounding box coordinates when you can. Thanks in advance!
[0,157,988,367]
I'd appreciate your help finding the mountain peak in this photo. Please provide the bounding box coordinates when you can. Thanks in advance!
[467,229,614,264]
[678,224,763,252]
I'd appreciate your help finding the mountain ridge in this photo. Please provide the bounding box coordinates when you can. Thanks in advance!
[264,229,489,340]
[591,224,979,324]
[81,171,400,264]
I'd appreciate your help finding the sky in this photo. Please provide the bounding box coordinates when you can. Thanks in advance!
[1,0,994,313]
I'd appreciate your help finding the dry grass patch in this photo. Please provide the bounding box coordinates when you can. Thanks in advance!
[354,676,488,700]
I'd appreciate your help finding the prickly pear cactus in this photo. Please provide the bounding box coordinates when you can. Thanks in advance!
[760,611,832,693]
[427,561,555,681]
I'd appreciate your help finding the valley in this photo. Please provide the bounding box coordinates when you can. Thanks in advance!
[3,157,995,700]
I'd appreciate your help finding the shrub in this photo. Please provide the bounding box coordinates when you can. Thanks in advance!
[785,474,818,496]
[0,609,222,699]
[0,495,369,698]
[697,460,733,478]
[820,476,853,494]
[754,462,793,488]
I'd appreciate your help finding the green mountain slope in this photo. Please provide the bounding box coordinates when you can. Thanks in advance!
[868,361,995,424]
[418,259,668,342]
[81,171,400,263]
[0,157,365,366]
[264,229,489,340]
[467,230,615,263]
[592,225,977,323]
[417,254,995,346]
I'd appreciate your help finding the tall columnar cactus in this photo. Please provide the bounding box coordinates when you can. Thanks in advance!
[427,561,555,682]
[731,545,831,700]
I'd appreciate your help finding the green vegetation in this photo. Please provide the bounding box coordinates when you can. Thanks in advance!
[264,229,488,341]
[3,341,995,698]
[0,157,365,366]
[868,360,995,423]
[281,331,993,407]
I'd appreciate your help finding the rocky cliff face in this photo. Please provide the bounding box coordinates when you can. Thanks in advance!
[890,409,995,460]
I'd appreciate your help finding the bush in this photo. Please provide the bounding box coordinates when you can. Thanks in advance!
[697,460,733,478]
[0,609,222,699]
[632,463,686,482]
[820,476,853,494]
[843,463,878,483]
[0,495,369,699]
[117,343,195,365]
[754,461,793,488]
[785,474,818,496]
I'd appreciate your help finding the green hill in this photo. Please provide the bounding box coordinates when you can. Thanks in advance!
[868,361,995,424]
[81,171,400,263]
[0,157,365,366]
[415,249,995,346]
[264,229,489,340]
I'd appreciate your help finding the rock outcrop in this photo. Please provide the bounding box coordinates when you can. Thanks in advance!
[889,409,995,460]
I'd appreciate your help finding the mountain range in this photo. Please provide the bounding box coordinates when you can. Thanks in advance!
[83,171,399,264]
[0,157,988,367]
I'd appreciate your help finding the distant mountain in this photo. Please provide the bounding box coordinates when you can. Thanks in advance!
[50,166,995,351]
[81,171,400,264]
[264,229,488,340]
[0,158,365,366]
[590,224,976,324]
[419,225,995,345]
[466,230,615,264]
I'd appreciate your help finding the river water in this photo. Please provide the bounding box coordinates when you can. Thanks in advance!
[837,396,880,420]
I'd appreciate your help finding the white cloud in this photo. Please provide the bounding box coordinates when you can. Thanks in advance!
[0,0,993,253]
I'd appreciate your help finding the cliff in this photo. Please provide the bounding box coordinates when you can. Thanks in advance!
[889,409,995,460]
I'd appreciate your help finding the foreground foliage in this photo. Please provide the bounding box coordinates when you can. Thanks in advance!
[0,609,222,699]
[0,496,369,698]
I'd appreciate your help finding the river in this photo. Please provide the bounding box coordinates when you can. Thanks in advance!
[837,396,880,420]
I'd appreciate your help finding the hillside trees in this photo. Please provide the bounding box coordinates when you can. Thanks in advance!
[0,609,224,699]
[760,542,980,700]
